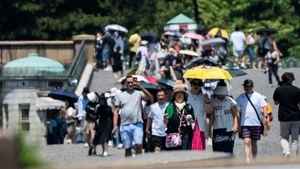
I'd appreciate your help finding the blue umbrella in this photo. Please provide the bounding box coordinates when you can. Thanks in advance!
[48,90,78,103]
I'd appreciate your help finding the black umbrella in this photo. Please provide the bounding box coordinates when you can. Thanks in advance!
[141,32,158,43]
[183,57,218,69]
[256,28,277,35]
[48,90,78,103]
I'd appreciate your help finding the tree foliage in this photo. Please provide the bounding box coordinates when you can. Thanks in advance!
[0,0,299,57]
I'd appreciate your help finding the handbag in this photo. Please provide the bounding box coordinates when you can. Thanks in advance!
[165,105,184,148]
[165,133,182,148]
[191,120,206,150]
[245,94,265,135]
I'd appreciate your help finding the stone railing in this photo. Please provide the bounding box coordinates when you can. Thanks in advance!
[0,34,96,66]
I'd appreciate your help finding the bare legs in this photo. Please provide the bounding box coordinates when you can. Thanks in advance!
[244,138,258,163]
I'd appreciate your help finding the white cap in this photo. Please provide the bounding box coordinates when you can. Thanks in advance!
[110,87,121,96]
[87,92,97,102]
[141,40,148,45]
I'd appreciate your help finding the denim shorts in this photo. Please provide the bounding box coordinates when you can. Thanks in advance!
[233,50,244,58]
[120,122,144,149]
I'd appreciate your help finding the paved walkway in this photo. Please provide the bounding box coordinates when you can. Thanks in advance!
[41,67,300,169]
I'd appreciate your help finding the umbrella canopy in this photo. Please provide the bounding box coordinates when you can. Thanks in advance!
[167,13,196,25]
[128,33,141,44]
[208,28,229,39]
[256,28,277,35]
[179,50,199,57]
[36,97,65,110]
[199,38,226,46]
[183,66,232,80]
[158,79,175,89]
[183,32,204,40]
[141,32,158,43]
[105,24,128,33]
[48,90,78,103]
[118,75,149,84]
[183,57,218,69]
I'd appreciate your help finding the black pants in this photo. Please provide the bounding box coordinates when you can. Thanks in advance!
[128,51,136,68]
[149,135,166,152]
[182,132,193,150]
[267,63,280,85]
[213,129,235,154]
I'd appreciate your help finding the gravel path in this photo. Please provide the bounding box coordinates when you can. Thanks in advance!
[40,67,300,168]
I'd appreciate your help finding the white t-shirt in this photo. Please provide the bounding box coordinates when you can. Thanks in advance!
[236,92,267,126]
[230,31,246,51]
[187,92,206,133]
[148,102,168,137]
[212,97,237,131]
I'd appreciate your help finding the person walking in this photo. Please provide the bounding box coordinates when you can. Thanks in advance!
[187,79,207,149]
[65,101,77,144]
[236,79,267,163]
[85,92,99,156]
[273,72,300,157]
[245,31,256,68]
[165,80,195,150]
[76,87,89,144]
[93,93,113,157]
[146,89,169,152]
[113,75,153,157]
[265,46,281,86]
[207,84,239,154]
[230,26,246,68]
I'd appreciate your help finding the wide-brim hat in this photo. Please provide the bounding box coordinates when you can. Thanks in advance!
[214,86,228,96]
[173,80,187,95]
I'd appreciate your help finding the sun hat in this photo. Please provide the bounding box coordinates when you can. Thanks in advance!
[173,80,187,94]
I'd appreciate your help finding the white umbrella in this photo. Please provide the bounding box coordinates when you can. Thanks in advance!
[199,38,225,46]
[105,24,128,33]
[179,50,199,57]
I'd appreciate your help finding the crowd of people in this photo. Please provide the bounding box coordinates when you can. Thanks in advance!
[45,26,299,164]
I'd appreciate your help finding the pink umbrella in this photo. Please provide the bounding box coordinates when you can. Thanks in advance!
[183,32,204,40]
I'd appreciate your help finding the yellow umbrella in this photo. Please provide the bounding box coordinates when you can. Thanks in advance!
[183,66,232,80]
[208,27,229,39]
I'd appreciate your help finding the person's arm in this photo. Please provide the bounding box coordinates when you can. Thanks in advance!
[273,89,279,105]
[112,106,119,134]
[137,83,154,103]
[272,40,282,56]
[146,116,152,136]
[231,104,239,133]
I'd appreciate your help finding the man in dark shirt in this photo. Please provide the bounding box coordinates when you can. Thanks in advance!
[273,72,300,157]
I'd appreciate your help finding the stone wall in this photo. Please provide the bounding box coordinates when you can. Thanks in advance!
[0,34,96,65]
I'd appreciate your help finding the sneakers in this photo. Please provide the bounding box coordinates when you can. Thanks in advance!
[84,143,89,147]
[66,139,72,144]
[104,66,112,71]
[283,152,291,157]
[108,140,113,147]
[103,151,108,157]
[117,144,123,149]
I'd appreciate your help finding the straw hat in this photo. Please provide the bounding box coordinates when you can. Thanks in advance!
[173,80,187,94]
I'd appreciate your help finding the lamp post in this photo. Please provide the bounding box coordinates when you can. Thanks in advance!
[192,0,200,24]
